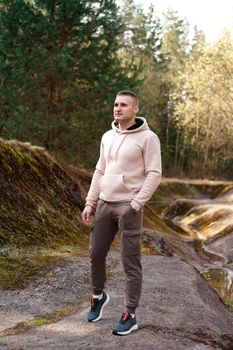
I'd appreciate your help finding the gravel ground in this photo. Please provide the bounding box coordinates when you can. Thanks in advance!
[0,251,120,332]
[1,254,233,350]
[0,255,92,331]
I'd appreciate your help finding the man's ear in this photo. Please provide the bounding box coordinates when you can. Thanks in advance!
[134,105,139,114]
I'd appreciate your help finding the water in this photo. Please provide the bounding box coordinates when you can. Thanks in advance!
[147,180,233,304]
[203,268,233,302]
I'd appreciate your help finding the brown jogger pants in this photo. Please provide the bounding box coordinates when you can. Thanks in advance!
[89,199,143,313]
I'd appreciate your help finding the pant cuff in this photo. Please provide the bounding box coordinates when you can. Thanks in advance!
[126,306,136,314]
[93,290,103,295]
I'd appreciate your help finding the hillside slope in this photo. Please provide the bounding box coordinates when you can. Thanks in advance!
[0,140,88,247]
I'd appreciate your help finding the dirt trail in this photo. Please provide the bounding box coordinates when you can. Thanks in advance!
[1,253,233,350]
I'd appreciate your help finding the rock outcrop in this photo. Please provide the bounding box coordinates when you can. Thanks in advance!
[0,140,88,247]
[0,254,233,349]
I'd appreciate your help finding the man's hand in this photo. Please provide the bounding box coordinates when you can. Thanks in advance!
[82,205,93,225]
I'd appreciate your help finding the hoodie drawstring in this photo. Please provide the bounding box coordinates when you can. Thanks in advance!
[107,133,127,163]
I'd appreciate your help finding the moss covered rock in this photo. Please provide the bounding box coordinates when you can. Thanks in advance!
[0,139,88,247]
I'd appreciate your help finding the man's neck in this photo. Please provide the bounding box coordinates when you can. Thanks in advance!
[118,118,136,131]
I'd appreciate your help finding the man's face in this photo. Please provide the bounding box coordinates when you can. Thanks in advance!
[113,95,138,124]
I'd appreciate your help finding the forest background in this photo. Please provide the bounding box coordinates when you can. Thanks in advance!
[0,0,232,180]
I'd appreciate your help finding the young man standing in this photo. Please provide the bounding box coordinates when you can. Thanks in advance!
[82,90,162,335]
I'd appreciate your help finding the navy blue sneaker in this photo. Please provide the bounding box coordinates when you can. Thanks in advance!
[87,291,110,322]
[112,311,138,335]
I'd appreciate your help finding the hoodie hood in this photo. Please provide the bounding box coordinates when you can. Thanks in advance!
[111,116,149,134]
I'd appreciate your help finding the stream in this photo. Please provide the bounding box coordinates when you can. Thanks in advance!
[146,179,233,304]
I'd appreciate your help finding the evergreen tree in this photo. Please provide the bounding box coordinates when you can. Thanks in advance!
[155,9,190,174]
[118,1,164,128]
[118,4,192,176]
[0,0,139,166]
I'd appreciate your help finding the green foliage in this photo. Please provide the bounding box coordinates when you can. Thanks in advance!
[173,31,233,178]
[226,301,233,314]
[153,10,191,174]
[119,1,162,59]
[0,0,232,178]
[119,5,193,175]
[0,0,139,167]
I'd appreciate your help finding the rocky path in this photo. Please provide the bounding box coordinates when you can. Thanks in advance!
[0,256,91,332]
[0,253,233,350]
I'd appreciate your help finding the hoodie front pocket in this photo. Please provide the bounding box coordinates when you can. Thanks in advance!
[99,174,132,200]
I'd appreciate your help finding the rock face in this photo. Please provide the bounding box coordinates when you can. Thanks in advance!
[0,148,233,349]
[1,254,233,350]
[161,182,233,241]
[145,178,233,305]
[139,256,233,350]
[0,140,88,246]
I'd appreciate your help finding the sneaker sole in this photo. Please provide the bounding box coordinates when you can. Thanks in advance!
[112,323,138,336]
[90,293,110,322]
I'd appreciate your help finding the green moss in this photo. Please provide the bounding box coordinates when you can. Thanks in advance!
[0,139,88,248]
[153,179,233,201]
[0,295,89,338]
[0,141,38,177]
[0,251,63,289]
[0,132,90,281]
[151,181,200,202]
[0,157,13,173]
[143,205,178,236]
[8,144,27,166]
[0,245,89,289]
[226,301,233,314]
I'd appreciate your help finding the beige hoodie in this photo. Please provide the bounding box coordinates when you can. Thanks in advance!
[85,117,162,211]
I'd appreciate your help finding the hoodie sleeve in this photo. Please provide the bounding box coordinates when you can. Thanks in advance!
[85,139,106,207]
[130,133,162,211]
[143,133,162,173]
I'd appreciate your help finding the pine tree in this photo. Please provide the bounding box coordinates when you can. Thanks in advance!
[0,0,139,166]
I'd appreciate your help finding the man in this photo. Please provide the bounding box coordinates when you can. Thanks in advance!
[82,90,162,336]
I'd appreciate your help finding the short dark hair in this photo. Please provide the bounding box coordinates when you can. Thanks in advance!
[116,90,139,106]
